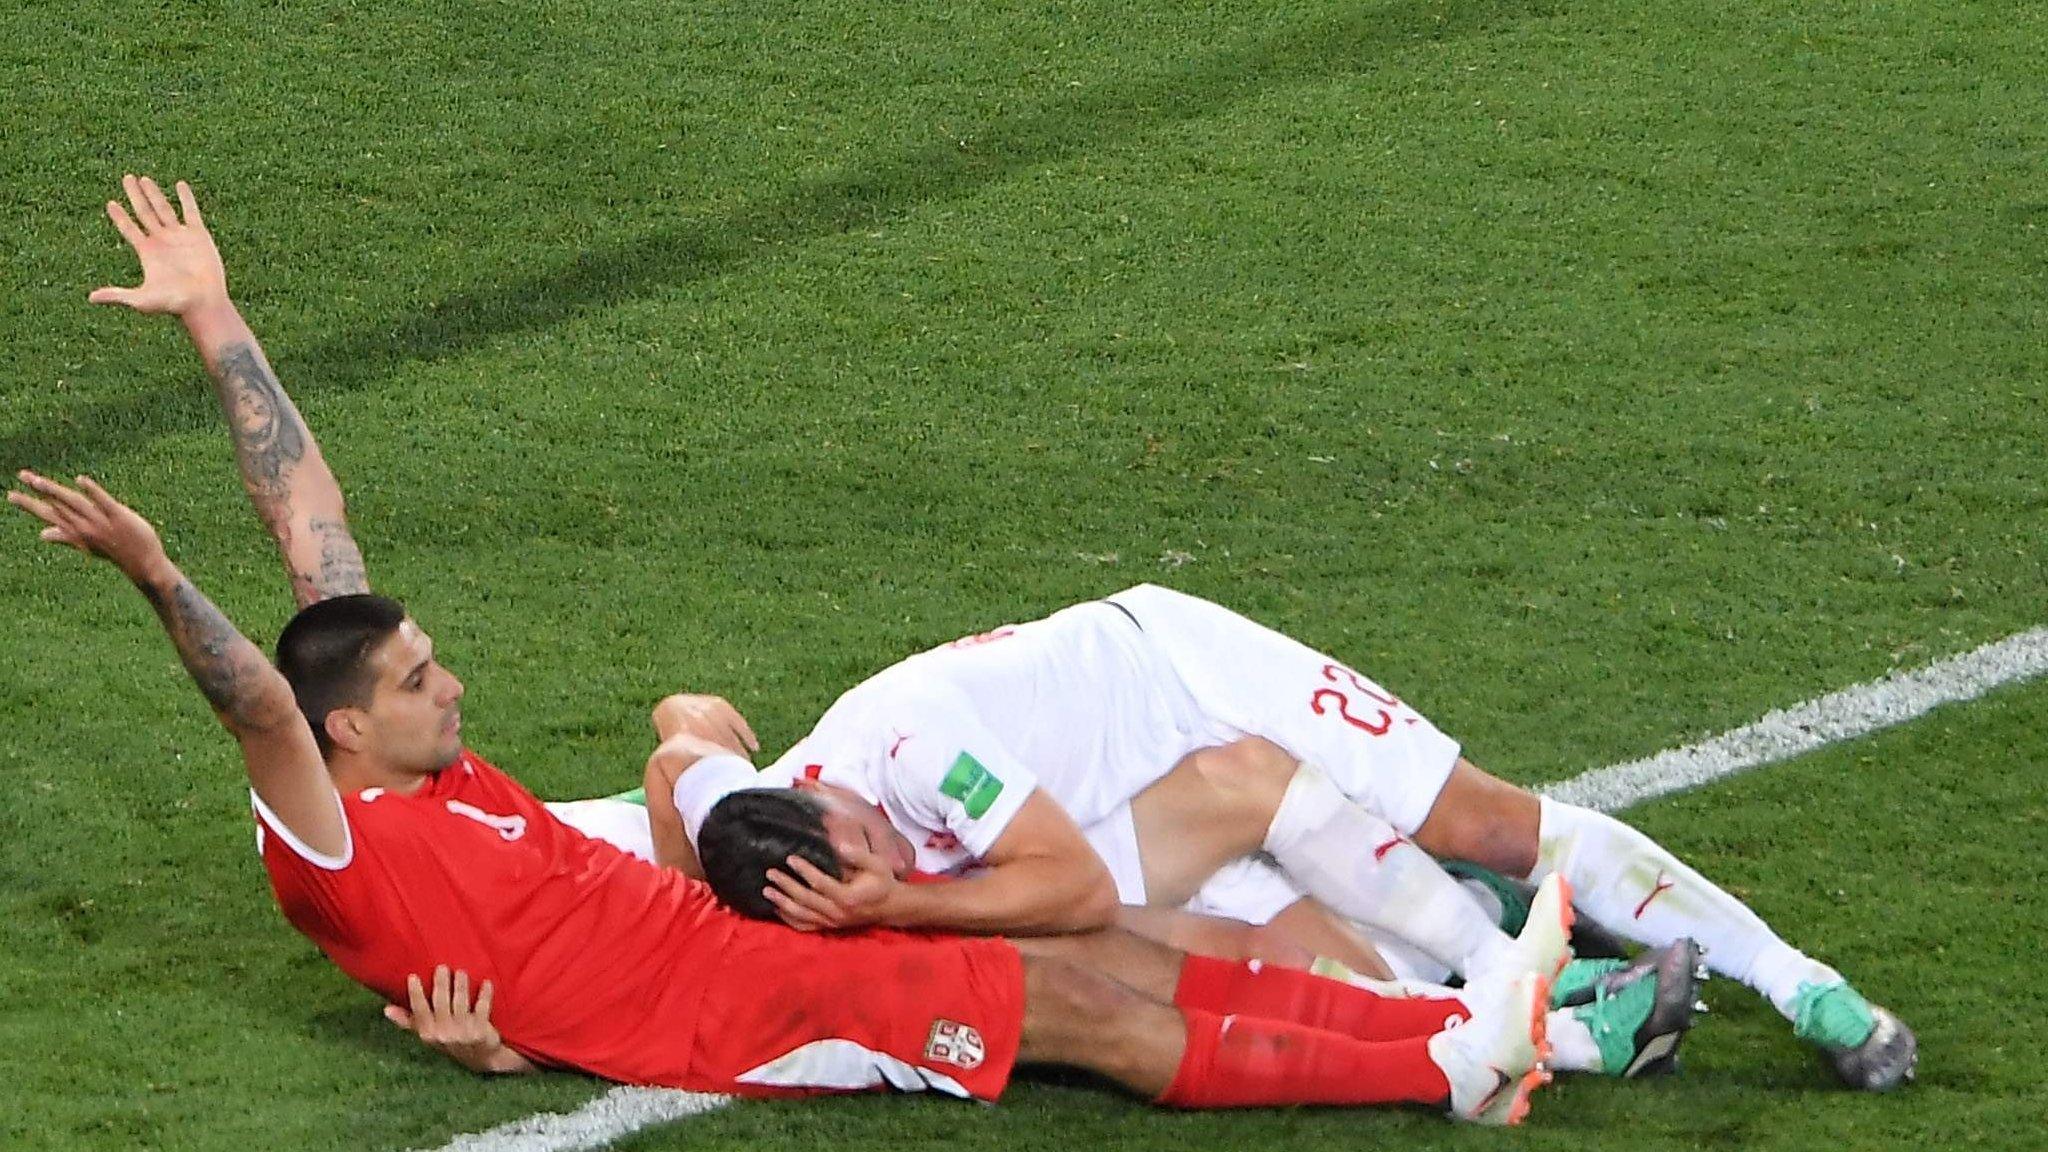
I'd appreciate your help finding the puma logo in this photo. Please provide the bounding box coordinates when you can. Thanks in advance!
[1634,870,1675,919]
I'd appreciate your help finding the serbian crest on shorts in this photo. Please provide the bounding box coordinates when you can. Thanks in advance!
[924,1019,986,1070]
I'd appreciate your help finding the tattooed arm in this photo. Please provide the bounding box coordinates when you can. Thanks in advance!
[188,315,368,608]
[7,471,345,856]
[91,176,370,608]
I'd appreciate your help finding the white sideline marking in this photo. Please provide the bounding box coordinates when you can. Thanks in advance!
[427,1087,730,1151]
[1541,627,2048,812]
[423,626,2048,1152]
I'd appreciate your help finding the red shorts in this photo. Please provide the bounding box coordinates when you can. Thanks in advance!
[683,918,1026,1101]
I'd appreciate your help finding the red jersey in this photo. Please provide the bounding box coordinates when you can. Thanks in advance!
[255,749,734,1086]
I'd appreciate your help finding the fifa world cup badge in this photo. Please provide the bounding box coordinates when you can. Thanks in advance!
[924,1019,986,1070]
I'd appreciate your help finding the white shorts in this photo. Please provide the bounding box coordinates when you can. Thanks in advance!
[547,798,657,862]
[1185,855,1303,925]
[1105,583,1462,837]
[1078,799,1303,925]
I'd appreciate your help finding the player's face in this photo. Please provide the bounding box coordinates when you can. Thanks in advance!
[356,619,466,773]
[802,781,916,879]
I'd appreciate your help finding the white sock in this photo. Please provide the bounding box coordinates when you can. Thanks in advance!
[1372,931,1458,986]
[1531,797,1842,1020]
[1455,876,1507,926]
[1263,763,1510,974]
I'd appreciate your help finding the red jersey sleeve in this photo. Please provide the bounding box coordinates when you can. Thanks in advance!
[252,785,367,949]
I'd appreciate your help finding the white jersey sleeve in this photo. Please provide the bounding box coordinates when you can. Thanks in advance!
[871,687,1039,861]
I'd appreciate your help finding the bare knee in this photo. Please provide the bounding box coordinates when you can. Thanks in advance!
[1412,759,1541,877]
[1132,738,1303,903]
[1191,737,1298,809]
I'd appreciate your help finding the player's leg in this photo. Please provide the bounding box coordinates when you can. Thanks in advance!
[1414,759,1915,1089]
[1016,928,1471,1039]
[1243,894,1705,1079]
[1109,587,1545,977]
[1014,938,1551,1122]
[1131,734,1565,980]
[1114,904,1334,971]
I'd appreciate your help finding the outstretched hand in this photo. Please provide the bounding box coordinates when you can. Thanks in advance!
[7,470,167,582]
[88,174,229,316]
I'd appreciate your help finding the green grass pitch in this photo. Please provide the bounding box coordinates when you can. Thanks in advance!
[1,1,2042,1149]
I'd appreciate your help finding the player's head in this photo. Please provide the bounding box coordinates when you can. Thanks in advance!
[697,782,917,919]
[697,789,843,919]
[790,777,918,877]
[275,594,465,773]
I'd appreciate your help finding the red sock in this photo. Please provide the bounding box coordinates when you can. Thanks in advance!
[1157,1008,1452,1109]
[1174,954,1467,1041]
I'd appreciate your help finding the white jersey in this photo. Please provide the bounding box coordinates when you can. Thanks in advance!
[564,584,1462,921]
[756,598,1198,878]
[755,583,1460,903]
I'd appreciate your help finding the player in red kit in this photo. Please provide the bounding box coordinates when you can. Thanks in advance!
[17,174,1571,1123]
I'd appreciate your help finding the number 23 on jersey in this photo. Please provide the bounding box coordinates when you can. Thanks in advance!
[1308,663,1408,736]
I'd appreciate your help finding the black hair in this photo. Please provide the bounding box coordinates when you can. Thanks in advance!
[274,593,409,759]
[698,789,844,920]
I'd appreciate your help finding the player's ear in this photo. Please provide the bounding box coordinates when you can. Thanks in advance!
[326,707,370,753]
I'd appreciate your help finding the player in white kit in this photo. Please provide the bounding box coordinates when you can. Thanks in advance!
[561,592,1702,1079]
[571,583,1911,1091]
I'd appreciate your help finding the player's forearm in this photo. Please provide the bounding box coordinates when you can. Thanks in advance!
[183,303,367,606]
[132,557,302,736]
[882,858,1119,935]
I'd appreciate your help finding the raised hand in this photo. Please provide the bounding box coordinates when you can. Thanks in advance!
[88,175,229,316]
[7,470,168,583]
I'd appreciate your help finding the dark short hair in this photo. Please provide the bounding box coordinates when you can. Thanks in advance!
[275,594,408,759]
[698,789,843,920]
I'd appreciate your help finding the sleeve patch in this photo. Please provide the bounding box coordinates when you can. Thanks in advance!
[938,752,1005,819]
